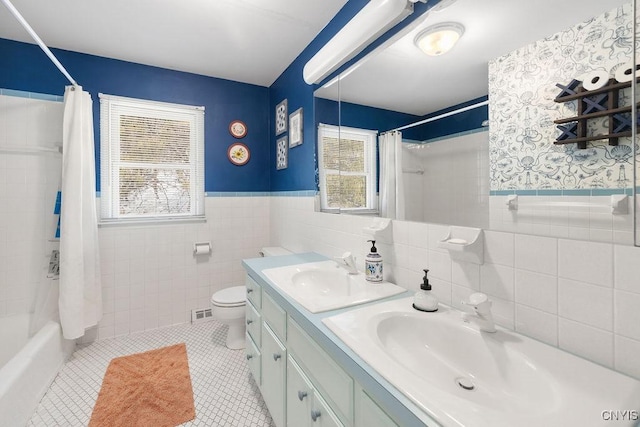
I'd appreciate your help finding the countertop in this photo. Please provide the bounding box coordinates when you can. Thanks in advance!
[242,252,439,427]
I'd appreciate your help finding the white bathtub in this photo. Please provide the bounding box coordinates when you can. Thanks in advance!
[0,313,74,427]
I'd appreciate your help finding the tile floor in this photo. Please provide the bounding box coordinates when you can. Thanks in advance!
[28,320,275,427]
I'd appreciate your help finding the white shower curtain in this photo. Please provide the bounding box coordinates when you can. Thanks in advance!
[378,131,405,220]
[59,86,102,340]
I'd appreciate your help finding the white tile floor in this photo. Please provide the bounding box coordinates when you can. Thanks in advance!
[28,321,275,427]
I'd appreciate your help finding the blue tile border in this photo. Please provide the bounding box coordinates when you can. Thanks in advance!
[490,188,633,197]
[1,88,64,102]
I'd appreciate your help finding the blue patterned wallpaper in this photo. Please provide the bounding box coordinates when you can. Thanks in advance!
[489,3,637,191]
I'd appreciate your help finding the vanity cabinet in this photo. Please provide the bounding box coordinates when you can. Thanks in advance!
[244,273,402,427]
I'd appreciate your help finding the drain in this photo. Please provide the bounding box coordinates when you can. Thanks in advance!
[455,376,475,391]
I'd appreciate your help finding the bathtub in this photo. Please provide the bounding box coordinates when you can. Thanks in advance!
[0,313,74,427]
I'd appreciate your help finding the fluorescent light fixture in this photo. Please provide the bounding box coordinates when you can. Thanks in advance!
[303,0,413,85]
[414,22,464,56]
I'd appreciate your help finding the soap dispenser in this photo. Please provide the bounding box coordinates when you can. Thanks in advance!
[413,269,438,312]
[365,240,383,283]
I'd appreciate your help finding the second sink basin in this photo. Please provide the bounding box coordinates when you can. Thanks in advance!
[262,260,405,313]
[323,297,640,427]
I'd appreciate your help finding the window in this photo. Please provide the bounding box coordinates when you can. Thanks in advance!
[317,124,377,213]
[99,94,204,222]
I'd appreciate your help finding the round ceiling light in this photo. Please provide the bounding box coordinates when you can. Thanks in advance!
[414,22,465,56]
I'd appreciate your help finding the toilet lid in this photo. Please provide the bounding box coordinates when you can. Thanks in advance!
[211,286,246,306]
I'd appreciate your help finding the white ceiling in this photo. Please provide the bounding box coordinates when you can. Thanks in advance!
[319,0,630,116]
[0,0,348,87]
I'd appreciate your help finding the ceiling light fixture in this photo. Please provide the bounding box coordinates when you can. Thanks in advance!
[303,0,414,85]
[414,22,464,56]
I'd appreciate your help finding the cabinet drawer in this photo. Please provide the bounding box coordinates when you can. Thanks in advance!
[246,333,261,386]
[246,301,261,347]
[288,319,353,425]
[356,389,398,427]
[262,292,286,342]
[246,275,262,308]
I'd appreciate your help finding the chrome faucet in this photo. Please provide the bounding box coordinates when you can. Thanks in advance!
[333,252,358,274]
[461,292,496,333]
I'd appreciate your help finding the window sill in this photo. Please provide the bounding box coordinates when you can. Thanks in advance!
[99,216,206,227]
[320,209,379,215]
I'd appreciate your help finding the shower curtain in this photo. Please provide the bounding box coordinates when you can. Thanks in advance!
[59,86,102,340]
[379,131,405,220]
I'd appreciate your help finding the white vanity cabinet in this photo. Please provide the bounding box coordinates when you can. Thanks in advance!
[244,273,402,427]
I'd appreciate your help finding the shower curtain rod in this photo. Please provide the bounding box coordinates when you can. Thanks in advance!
[1,0,78,86]
[388,100,489,133]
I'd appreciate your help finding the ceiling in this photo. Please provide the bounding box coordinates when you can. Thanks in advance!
[0,0,348,87]
[318,0,630,116]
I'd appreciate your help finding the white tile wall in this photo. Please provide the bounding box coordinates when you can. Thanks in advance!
[490,195,635,245]
[88,196,270,342]
[403,131,489,228]
[270,195,640,380]
[0,94,63,318]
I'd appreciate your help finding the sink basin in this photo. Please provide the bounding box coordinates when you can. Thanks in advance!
[262,260,405,313]
[323,297,640,427]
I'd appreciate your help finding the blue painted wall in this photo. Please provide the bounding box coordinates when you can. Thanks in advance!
[268,0,434,191]
[415,96,488,141]
[0,37,270,192]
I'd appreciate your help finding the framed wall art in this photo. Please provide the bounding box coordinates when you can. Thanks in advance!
[289,107,303,147]
[276,136,288,170]
[275,99,288,136]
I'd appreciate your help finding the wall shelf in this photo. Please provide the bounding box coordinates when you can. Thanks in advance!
[553,78,636,149]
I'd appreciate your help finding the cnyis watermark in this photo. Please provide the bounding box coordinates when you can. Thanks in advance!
[601,410,639,421]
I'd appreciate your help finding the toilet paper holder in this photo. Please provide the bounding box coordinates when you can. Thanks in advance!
[193,242,211,255]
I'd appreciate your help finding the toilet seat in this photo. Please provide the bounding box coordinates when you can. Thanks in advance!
[211,286,246,307]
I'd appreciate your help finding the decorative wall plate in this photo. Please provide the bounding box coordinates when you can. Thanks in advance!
[229,120,247,138]
[228,143,250,166]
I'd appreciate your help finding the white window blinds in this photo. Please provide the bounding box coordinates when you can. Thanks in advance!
[99,94,205,222]
[317,124,377,213]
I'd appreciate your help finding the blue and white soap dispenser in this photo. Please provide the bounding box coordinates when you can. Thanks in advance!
[365,240,383,282]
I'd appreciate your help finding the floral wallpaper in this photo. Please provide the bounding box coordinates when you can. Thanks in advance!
[489,3,637,191]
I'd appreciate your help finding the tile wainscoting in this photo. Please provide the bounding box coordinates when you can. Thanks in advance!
[88,196,271,342]
[270,195,640,381]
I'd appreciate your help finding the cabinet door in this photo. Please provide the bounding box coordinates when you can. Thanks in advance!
[286,356,313,427]
[261,323,286,427]
[356,389,398,427]
[311,391,344,427]
[245,333,261,386]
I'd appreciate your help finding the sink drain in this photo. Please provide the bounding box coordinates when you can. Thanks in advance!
[455,376,475,391]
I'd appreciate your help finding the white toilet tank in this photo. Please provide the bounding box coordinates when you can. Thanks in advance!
[259,247,292,257]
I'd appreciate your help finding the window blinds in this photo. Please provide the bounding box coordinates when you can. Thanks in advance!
[99,94,205,221]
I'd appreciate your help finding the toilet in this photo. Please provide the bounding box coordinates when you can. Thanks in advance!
[211,247,291,349]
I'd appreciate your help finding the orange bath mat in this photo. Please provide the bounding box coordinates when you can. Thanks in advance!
[89,343,196,427]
